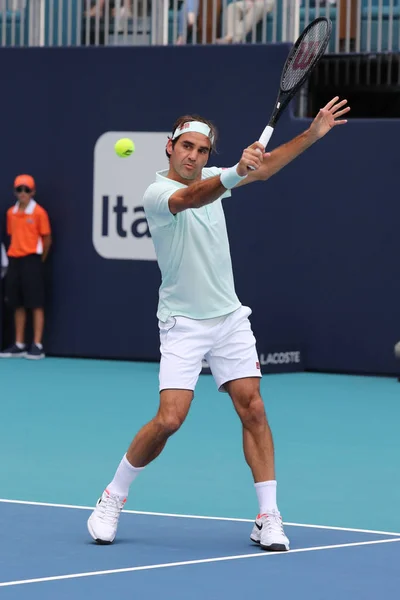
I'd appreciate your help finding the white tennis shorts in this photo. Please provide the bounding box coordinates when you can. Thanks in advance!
[158,305,261,393]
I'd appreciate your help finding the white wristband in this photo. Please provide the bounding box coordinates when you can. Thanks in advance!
[220,164,247,190]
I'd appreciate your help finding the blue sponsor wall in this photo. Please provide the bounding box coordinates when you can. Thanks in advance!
[0,44,399,375]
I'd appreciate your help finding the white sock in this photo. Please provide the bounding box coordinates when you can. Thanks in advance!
[35,343,43,350]
[16,342,25,349]
[255,480,278,514]
[106,454,144,498]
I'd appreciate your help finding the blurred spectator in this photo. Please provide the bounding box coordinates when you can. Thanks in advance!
[176,0,198,45]
[0,175,52,360]
[82,0,107,45]
[82,0,133,45]
[85,0,132,18]
[217,0,273,44]
[1,242,7,280]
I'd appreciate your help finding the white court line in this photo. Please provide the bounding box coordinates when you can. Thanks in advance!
[1,537,400,588]
[1,497,400,537]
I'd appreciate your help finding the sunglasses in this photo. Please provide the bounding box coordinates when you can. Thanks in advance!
[15,186,32,193]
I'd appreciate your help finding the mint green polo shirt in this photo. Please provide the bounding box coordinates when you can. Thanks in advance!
[143,166,241,322]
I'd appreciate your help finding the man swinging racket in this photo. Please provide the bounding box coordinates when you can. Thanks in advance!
[88,96,349,551]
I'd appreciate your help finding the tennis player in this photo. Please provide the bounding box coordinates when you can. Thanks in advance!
[88,96,349,550]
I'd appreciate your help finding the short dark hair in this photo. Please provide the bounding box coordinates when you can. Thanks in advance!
[165,114,218,159]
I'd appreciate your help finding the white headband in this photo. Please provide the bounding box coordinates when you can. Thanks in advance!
[172,121,214,144]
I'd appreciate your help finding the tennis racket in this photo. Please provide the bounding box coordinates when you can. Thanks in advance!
[257,17,332,151]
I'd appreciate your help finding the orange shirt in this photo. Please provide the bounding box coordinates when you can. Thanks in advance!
[7,200,51,258]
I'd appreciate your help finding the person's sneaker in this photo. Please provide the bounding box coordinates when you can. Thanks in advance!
[250,510,290,551]
[87,489,126,544]
[0,344,27,358]
[25,344,45,360]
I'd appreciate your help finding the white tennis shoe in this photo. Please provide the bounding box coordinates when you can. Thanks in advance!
[87,489,126,544]
[250,510,290,551]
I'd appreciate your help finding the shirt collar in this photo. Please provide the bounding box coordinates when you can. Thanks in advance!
[12,199,37,215]
[156,170,188,188]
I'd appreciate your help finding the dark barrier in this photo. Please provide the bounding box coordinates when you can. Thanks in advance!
[0,45,399,375]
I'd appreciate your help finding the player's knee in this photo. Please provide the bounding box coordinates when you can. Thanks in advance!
[239,393,267,430]
[156,411,185,437]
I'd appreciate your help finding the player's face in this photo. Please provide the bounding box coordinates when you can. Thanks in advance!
[169,133,211,182]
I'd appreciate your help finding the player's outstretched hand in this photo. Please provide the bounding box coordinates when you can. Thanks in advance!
[237,142,270,176]
[309,97,350,141]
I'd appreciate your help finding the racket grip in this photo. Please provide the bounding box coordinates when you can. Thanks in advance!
[259,125,274,149]
[247,124,274,171]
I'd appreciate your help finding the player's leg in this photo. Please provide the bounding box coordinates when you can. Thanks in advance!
[226,377,289,551]
[108,388,193,498]
[87,389,193,544]
[126,388,193,469]
[208,306,289,551]
[88,315,210,544]
[225,377,274,482]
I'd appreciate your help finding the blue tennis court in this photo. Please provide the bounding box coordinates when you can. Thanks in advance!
[1,359,399,598]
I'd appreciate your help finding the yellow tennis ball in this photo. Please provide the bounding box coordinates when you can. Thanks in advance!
[114,138,135,158]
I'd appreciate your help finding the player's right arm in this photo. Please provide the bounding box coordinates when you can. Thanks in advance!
[169,142,265,215]
[169,176,226,214]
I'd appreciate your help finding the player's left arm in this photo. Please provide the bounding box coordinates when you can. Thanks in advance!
[235,96,350,187]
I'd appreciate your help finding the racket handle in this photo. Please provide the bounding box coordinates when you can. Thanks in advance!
[247,124,275,171]
[259,125,274,149]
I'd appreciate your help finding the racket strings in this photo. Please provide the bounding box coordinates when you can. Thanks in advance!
[281,20,330,92]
